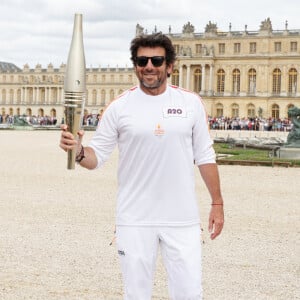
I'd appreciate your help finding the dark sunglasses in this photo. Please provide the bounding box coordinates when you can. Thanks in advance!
[135,56,165,67]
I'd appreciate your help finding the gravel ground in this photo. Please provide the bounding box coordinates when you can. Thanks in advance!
[0,130,299,300]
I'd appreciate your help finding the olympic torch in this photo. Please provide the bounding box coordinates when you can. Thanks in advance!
[64,13,86,169]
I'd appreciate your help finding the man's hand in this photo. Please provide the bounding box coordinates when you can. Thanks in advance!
[59,124,84,155]
[208,205,224,240]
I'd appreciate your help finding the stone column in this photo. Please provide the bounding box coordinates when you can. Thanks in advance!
[201,64,206,94]
[36,87,40,104]
[49,87,52,104]
[179,65,183,88]
[186,65,191,90]
[23,87,27,104]
[208,64,214,96]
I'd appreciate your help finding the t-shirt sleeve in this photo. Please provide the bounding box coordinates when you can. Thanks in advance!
[88,103,119,168]
[192,96,216,165]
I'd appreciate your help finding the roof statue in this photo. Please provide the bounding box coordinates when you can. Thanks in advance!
[205,21,218,34]
[136,23,144,36]
[182,22,195,34]
[260,18,272,32]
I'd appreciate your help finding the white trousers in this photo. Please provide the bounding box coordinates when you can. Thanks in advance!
[116,225,202,300]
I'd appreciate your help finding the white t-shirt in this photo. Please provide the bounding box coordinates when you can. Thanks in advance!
[89,85,216,226]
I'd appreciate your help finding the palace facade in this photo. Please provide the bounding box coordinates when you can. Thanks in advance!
[1,18,300,123]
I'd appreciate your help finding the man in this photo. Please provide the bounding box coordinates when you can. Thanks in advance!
[60,32,224,300]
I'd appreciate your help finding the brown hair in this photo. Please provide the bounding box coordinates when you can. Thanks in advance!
[130,32,176,67]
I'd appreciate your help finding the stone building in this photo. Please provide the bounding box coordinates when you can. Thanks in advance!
[0,61,136,123]
[167,18,300,119]
[0,18,300,123]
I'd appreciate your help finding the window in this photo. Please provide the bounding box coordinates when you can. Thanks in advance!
[232,69,240,94]
[193,68,202,93]
[231,104,239,118]
[272,104,280,119]
[172,69,179,86]
[272,68,281,94]
[217,69,225,93]
[288,68,297,94]
[234,43,241,53]
[291,42,297,52]
[250,42,256,54]
[173,44,180,54]
[218,43,225,54]
[248,68,257,94]
[195,44,202,54]
[216,103,224,118]
[247,104,255,118]
[274,42,281,52]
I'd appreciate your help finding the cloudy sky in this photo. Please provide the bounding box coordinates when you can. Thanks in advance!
[1,0,299,69]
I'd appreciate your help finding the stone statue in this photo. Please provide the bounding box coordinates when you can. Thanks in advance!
[182,22,195,34]
[14,116,31,126]
[136,24,144,36]
[205,21,218,34]
[260,18,272,32]
[285,106,300,148]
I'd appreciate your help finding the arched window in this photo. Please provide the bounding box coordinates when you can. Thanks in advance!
[26,108,32,117]
[247,103,256,118]
[271,104,280,119]
[50,109,56,118]
[272,68,281,94]
[193,68,202,93]
[232,69,240,94]
[287,104,294,116]
[231,103,239,118]
[288,68,297,94]
[172,69,179,86]
[217,69,225,93]
[216,103,224,118]
[248,68,256,94]
[38,108,44,117]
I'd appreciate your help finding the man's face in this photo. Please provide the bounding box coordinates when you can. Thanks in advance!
[134,46,173,95]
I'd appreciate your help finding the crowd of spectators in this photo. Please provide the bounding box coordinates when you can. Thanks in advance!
[0,113,293,132]
[208,117,293,131]
[0,114,57,126]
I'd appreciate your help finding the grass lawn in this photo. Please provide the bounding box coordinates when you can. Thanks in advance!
[213,143,300,167]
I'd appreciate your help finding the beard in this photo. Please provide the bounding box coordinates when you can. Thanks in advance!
[140,78,163,89]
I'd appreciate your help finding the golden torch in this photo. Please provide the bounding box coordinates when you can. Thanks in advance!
[64,13,86,169]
